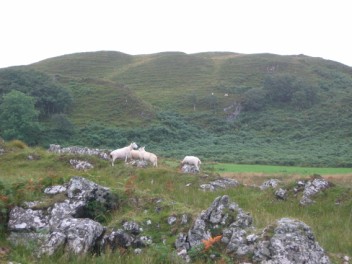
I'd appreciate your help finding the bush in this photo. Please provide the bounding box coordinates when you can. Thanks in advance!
[242,88,267,111]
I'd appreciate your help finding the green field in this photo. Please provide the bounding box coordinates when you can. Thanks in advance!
[212,163,352,175]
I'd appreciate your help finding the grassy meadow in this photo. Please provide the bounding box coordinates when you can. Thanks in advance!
[0,141,351,263]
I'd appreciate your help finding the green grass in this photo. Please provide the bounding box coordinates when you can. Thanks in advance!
[1,145,351,263]
[212,163,352,175]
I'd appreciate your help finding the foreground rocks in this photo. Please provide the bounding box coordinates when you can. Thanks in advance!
[8,177,155,258]
[253,218,330,264]
[7,177,331,263]
[176,195,331,263]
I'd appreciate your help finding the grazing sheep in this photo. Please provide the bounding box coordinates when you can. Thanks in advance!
[181,156,201,171]
[130,149,142,160]
[110,142,138,166]
[138,146,158,167]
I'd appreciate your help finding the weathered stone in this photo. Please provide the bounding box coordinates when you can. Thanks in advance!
[48,200,82,230]
[107,229,133,249]
[7,232,49,247]
[48,144,110,160]
[223,227,247,254]
[55,218,105,254]
[168,216,177,225]
[275,188,287,200]
[199,183,215,191]
[8,207,49,232]
[200,178,240,191]
[181,214,188,225]
[175,233,189,250]
[128,159,149,168]
[37,231,66,256]
[231,208,253,228]
[123,221,141,235]
[69,159,94,170]
[260,179,281,190]
[8,176,118,257]
[299,177,331,206]
[44,185,67,195]
[175,195,330,263]
[176,195,253,260]
[253,218,330,264]
[133,236,152,247]
[181,164,199,174]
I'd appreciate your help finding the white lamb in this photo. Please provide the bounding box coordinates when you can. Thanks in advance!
[138,146,158,167]
[181,156,201,171]
[110,142,138,166]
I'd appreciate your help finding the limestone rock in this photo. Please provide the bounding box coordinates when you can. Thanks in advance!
[253,218,330,264]
[200,178,240,191]
[7,176,118,257]
[260,179,280,190]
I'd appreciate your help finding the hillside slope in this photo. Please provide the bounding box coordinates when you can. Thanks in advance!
[1,51,351,166]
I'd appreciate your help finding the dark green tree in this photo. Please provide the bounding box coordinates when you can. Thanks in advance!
[264,74,297,103]
[0,90,41,144]
[263,74,317,109]
[242,88,267,111]
[0,68,73,118]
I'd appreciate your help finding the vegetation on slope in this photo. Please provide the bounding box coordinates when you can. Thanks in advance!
[0,51,351,166]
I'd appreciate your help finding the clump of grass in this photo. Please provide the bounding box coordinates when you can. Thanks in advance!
[6,140,28,149]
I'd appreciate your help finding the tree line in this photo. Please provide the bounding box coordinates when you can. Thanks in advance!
[0,69,73,145]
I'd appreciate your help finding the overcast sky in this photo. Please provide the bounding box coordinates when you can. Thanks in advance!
[1,0,351,68]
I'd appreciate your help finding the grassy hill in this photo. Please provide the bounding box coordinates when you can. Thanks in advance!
[1,51,352,166]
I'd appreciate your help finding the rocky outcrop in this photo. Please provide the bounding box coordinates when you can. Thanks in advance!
[7,177,332,263]
[200,178,240,191]
[297,177,332,205]
[261,176,332,205]
[175,195,330,263]
[7,177,156,258]
[175,195,254,260]
[259,179,281,190]
[253,218,330,263]
[7,176,118,256]
[128,159,149,168]
[48,144,110,160]
[69,159,94,170]
[99,221,152,251]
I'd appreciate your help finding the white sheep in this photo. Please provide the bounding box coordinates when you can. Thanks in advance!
[181,156,201,171]
[130,149,142,160]
[138,146,158,167]
[110,142,138,166]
